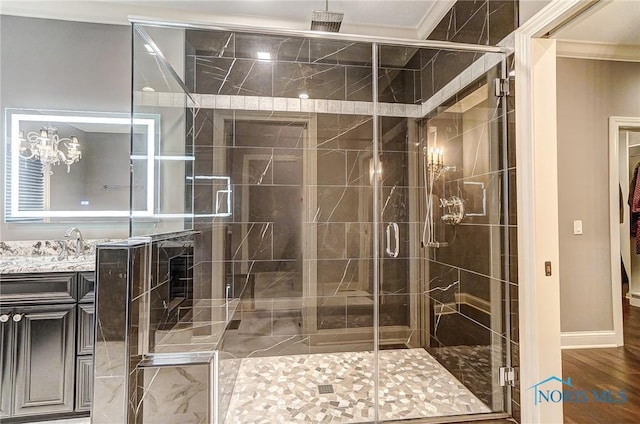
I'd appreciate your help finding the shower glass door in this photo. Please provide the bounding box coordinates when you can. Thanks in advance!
[131,21,516,423]
[375,43,513,421]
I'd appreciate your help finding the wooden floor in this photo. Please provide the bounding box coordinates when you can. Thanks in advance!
[562,288,640,423]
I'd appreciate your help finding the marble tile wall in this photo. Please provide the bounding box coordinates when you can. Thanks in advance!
[422,4,519,418]
[189,108,379,336]
[94,241,147,424]
[147,237,195,351]
[424,0,517,101]
[178,13,520,421]
[93,233,196,423]
[187,31,373,102]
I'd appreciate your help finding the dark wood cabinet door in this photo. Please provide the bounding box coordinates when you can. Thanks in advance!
[0,308,14,419]
[77,303,95,355]
[78,272,95,304]
[75,356,93,412]
[12,304,75,417]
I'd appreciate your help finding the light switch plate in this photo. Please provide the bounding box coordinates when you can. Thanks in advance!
[573,220,583,235]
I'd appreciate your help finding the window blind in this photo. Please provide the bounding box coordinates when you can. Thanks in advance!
[5,149,45,222]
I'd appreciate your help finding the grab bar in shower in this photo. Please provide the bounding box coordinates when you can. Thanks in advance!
[385,222,399,258]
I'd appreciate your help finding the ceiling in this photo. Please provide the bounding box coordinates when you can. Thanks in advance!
[553,0,640,46]
[0,0,456,39]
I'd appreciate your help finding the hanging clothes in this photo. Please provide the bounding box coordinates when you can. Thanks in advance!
[628,162,640,252]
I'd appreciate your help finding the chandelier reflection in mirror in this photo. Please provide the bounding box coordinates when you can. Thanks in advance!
[18,126,82,173]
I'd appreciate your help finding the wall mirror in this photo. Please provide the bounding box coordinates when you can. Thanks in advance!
[4,108,158,221]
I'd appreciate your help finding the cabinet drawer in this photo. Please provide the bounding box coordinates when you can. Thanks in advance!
[78,272,95,304]
[77,304,95,355]
[0,273,76,305]
[75,356,93,412]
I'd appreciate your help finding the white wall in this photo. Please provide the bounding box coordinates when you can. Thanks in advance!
[557,58,640,332]
[519,0,553,25]
[0,15,130,240]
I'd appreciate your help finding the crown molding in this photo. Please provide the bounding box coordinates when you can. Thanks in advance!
[556,39,640,62]
[416,0,456,40]
[0,0,435,39]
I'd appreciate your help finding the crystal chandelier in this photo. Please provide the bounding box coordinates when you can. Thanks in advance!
[18,126,82,173]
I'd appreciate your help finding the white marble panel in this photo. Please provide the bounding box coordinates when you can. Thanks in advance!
[158,92,173,107]
[259,97,274,111]
[300,99,314,112]
[458,67,473,90]
[93,376,126,424]
[378,103,393,116]
[471,56,487,80]
[327,100,341,114]
[406,104,422,118]
[141,91,159,106]
[200,94,216,109]
[133,91,143,105]
[217,95,231,109]
[273,97,288,111]
[314,99,328,113]
[138,366,209,423]
[230,95,245,110]
[244,96,260,110]
[190,93,202,108]
[340,101,355,115]
[172,93,186,107]
[287,98,301,112]
[354,101,368,115]
[392,103,406,117]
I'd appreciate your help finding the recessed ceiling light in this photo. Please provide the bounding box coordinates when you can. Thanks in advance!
[257,51,271,60]
[142,86,155,92]
[299,93,309,100]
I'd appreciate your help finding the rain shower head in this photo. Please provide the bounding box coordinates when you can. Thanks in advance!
[311,0,343,32]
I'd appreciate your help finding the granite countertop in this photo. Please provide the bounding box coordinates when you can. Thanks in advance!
[0,239,116,275]
[0,255,96,274]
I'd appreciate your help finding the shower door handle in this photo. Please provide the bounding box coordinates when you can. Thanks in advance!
[385,222,399,258]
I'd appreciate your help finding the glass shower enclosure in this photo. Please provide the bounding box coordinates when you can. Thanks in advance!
[129,20,516,424]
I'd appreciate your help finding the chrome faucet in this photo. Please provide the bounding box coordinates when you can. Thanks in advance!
[64,227,84,257]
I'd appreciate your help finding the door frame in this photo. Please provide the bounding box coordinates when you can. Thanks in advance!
[610,117,640,320]
[515,1,597,423]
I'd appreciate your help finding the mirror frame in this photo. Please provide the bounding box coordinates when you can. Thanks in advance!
[6,109,157,219]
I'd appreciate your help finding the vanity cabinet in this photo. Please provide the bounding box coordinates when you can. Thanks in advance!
[0,271,94,421]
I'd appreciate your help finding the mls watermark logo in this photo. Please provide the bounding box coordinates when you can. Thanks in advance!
[528,376,627,405]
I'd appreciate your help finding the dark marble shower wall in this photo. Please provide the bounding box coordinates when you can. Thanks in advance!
[422,2,519,418]
[184,30,462,106]
[421,0,518,101]
[421,63,516,411]
[93,233,196,423]
[185,30,372,101]
[428,0,518,45]
[181,19,519,418]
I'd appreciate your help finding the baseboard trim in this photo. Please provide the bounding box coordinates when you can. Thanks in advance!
[560,330,619,349]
